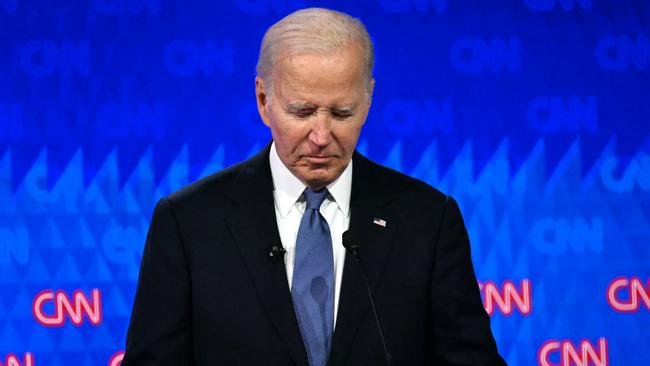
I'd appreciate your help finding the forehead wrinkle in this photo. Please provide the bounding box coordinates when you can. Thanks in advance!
[272,48,368,112]
[277,51,366,92]
[279,83,360,110]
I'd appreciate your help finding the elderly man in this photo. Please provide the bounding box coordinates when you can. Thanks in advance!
[123,7,506,366]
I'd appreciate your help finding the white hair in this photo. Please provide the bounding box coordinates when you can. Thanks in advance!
[256,7,374,96]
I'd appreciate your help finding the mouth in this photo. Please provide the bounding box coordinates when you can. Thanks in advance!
[303,155,335,164]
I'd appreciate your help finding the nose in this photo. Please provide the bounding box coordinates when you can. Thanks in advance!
[308,111,333,147]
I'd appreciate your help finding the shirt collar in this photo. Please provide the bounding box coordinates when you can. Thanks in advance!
[269,142,352,218]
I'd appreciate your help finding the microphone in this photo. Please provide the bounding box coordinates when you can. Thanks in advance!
[268,245,286,261]
[342,230,392,365]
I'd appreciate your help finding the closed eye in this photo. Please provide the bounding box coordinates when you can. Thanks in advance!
[293,109,315,118]
[331,110,355,119]
[285,103,316,118]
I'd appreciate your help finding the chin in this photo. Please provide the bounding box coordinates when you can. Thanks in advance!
[303,175,332,188]
[294,162,344,187]
[300,172,335,189]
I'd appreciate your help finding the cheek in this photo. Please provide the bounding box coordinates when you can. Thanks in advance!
[269,118,309,150]
[332,124,362,150]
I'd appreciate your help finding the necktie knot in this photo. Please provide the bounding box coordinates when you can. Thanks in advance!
[303,188,329,211]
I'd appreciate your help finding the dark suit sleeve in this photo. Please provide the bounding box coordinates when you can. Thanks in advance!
[428,196,507,366]
[122,198,193,365]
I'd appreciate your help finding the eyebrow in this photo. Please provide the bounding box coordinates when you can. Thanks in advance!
[331,105,357,114]
[285,102,357,113]
[285,102,316,112]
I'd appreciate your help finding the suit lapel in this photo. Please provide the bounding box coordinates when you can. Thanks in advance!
[225,146,309,366]
[330,152,401,364]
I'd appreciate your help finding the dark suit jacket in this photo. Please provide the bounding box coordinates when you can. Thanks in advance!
[123,145,506,366]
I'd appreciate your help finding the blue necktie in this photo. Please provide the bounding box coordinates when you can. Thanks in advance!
[292,188,335,366]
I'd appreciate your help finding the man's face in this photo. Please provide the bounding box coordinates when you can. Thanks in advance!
[256,42,373,190]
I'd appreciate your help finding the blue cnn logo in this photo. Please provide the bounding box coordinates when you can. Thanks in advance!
[530,216,604,255]
[20,40,91,78]
[449,37,521,74]
[527,96,598,133]
[382,98,452,137]
[596,34,650,71]
[95,101,167,140]
[164,40,234,77]
[600,154,650,193]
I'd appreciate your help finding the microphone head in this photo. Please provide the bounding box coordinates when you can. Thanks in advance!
[342,230,361,257]
[268,245,286,259]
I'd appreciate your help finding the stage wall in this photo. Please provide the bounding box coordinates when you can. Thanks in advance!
[1,1,649,365]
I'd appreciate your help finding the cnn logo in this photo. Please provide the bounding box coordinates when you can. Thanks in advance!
[538,338,608,366]
[0,354,33,366]
[479,279,532,316]
[607,276,650,313]
[32,289,102,327]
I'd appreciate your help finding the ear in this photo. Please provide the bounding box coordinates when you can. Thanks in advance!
[255,76,271,128]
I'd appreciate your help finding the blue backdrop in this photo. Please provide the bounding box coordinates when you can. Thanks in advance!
[1,1,649,365]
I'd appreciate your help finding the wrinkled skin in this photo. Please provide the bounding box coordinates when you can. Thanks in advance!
[256,42,374,190]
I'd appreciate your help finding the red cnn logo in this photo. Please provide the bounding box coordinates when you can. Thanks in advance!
[0,353,34,366]
[32,289,102,327]
[607,276,650,313]
[479,279,532,316]
[108,351,124,366]
[538,338,608,366]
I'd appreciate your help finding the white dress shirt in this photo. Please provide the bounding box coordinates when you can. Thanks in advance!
[269,142,351,324]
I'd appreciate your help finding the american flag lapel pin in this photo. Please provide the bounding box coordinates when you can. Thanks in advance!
[372,218,387,227]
